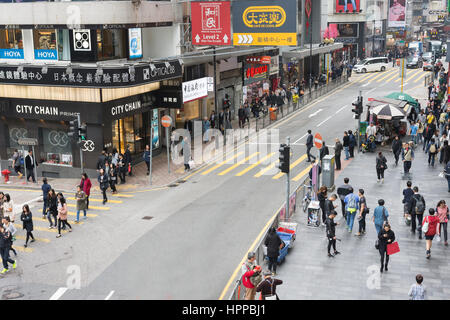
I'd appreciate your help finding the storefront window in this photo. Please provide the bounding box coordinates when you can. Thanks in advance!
[33,29,58,60]
[97,29,127,61]
[176,100,200,128]
[6,126,28,159]
[57,29,71,61]
[0,29,23,49]
[38,128,73,166]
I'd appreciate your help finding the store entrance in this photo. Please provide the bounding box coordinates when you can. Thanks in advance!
[111,112,150,156]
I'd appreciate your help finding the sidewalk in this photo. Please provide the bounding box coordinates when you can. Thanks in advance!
[276,144,450,300]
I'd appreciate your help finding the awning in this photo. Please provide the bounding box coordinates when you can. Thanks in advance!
[282,43,344,63]
[367,97,411,116]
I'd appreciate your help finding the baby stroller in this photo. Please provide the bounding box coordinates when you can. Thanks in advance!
[361,135,376,153]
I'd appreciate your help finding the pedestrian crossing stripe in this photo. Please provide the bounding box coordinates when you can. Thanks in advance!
[367,70,392,83]
[403,69,424,82]
[13,224,69,233]
[384,71,400,83]
[358,72,379,83]
[376,69,397,82]
[67,197,123,204]
[292,164,312,182]
[15,235,50,243]
[413,72,428,83]
[36,217,85,225]
[13,246,33,253]
[67,203,109,211]
[272,154,307,180]
[235,152,276,176]
[68,211,97,218]
[201,151,244,175]
[218,152,260,176]
[395,69,421,83]
[254,160,278,178]
[112,194,134,198]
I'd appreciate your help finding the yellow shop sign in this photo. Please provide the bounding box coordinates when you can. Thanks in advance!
[242,6,287,28]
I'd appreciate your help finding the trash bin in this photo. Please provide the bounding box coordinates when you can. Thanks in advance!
[307,200,320,227]
[269,107,277,121]
[322,155,335,191]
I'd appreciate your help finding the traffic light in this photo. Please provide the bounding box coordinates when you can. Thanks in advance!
[68,118,79,139]
[278,144,290,174]
[79,123,87,141]
[351,96,363,119]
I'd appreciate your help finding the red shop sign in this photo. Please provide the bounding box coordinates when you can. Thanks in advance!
[246,65,268,79]
[245,56,271,64]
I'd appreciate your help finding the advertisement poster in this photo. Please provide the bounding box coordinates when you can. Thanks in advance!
[232,0,297,46]
[151,109,159,150]
[388,0,406,27]
[191,1,231,46]
[128,28,142,59]
[335,0,360,13]
[182,77,208,103]
[336,23,358,38]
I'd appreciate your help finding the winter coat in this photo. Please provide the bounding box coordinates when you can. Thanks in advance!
[264,231,283,258]
[378,228,395,253]
[20,211,33,232]
[256,278,283,300]
[376,155,387,170]
[75,191,87,211]
[47,196,58,215]
[241,260,262,289]
[98,173,109,190]
[334,142,343,156]
[58,203,68,221]
[80,178,92,196]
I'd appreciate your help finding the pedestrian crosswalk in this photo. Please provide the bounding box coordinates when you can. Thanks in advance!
[353,67,430,87]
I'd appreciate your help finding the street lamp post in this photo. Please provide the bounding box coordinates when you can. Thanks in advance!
[372,19,375,57]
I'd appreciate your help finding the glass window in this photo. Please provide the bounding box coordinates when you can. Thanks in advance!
[38,128,73,166]
[33,29,57,50]
[57,29,71,61]
[134,113,145,154]
[0,29,23,49]
[97,29,127,61]
[7,125,28,160]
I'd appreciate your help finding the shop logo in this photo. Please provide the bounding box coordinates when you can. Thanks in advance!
[81,140,95,152]
[73,30,91,51]
[9,127,28,143]
[242,6,286,28]
[48,130,69,147]
[201,4,221,31]
[246,65,268,79]
[35,49,57,60]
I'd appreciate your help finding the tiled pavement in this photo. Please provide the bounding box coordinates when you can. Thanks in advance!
[278,143,450,300]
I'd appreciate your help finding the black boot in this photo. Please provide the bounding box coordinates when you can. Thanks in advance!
[385,263,388,272]
[380,265,383,273]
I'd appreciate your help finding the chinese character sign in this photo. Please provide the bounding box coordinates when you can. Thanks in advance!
[182,77,209,103]
[191,1,231,46]
[232,0,297,46]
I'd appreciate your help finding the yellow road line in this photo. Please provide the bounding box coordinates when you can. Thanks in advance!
[235,153,275,176]
[292,164,313,181]
[413,72,428,83]
[14,246,33,253]
[384,71,400,83]
[367,70,391,82]
[376,69,397,82]
[395,69,421,83]
[68,211,97,218]
[14,224,68,233]
[405,69,425,82]
[218,152,260,176]
[272,154,307,180]
[67,203,109,211]
[67,197,122,204]
[201,152,244,175]
[112,193,135,197]
[15,235,50,243]
[254,160,278,178]
[0,188,40,193]
[36,217,84,225]
[358,72,379,82]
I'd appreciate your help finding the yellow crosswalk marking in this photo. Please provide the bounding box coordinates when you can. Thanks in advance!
[218,152,260,176]
[112,194,134,198]
[14,224,68,233]
[67,203,109,211]
[413,72,428,83]
[395,69,421,82]
[235,152,275,176]
[376,68,397,82]
[15,235,50,243]
[36,217,85,225]
[14,246,33,253]
[254,161,278,178]
[201,151,244,175]
[358,72,379,82]
[384,71,399,83]
[367,70,390,82]
[68,211,97,218]
[292,165,313,182]
[404,69,424,82]
[67,197,122,204]
[272,154,307,180]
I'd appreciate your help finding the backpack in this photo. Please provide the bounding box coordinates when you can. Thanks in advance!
[429,144,436,154]
[346,195,357,212]
[414,195,425,214]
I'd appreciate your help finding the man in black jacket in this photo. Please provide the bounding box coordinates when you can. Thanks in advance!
[337,177,352,219]
[334,138,343,170]
[392,135,402,166]
[124,145,132,176]
[306,130,316,162]
[264,227,283,276]
[325,210,340,257]
[348,130,356,158]
[320,141,329,161]
[410,186,426,239]
[96,149,107,170]
[24,150,37,183]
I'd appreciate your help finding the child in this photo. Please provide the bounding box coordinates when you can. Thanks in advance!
[408,274,426,300]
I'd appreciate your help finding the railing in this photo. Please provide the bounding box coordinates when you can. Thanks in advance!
[228,176,311,300]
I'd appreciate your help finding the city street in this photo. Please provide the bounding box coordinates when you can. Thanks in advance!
[0,66,442,300]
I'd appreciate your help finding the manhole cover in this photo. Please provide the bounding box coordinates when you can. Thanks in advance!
[2,292,24,300]
[142,216,153,220]
[168,184,178,188]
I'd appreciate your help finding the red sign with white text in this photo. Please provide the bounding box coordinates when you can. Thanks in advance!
[191,1,231,46]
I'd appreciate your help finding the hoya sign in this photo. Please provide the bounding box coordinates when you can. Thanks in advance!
[34,49,57,60]
[0,49,24,59]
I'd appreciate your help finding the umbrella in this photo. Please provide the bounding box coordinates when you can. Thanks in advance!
[385,92,419,107]
[370,103,405,120]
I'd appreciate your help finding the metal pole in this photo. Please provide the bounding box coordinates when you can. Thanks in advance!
[22,146,27,183]
[401,59,404,93]
[32,145,37,184]
[213,46,218,118]
[286,136,290,219]
[166,127,170,173]
[372,20,375,57]
[149,127,153,186]
[357,90,362,154]
[309,15,313,95]
[78,114,84,174]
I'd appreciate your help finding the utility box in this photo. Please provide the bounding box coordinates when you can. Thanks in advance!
[322,155,335,191]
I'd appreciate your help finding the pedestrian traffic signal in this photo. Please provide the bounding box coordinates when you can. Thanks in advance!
[278,144,290,174]
[79,123,87,141]
[351,96,363,119]
[68,118,79,139]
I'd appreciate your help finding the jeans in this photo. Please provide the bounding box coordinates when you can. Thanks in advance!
[340,199,346,218]
[26,171,36,183]
[447,178,450,191]
[403,161,412,173]
[411,213,424,235]
[344,146,350,160]
[145,161,150,173]
[423,139,430,151]
[428,153,436,166]
[86,196,90,210]
[42,199,48,216]
[380,249,389,268]
[48,212,57,227]
[375,224,382,235]
[335,154,341,170]
[101,188,107,202]
[376,168,385,180]
[0,247,14,270]
[417,132,423,144]
[349,146,355,158]
[268,256,278,273]
[76,209,87,221]
[394,152,400,165]
[412,134,417,145]
[346,211,356,231]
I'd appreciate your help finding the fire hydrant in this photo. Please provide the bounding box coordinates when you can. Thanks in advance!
[2,169,11,183]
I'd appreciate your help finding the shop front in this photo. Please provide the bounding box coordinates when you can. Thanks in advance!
[332,22,365,59]
[242,62,270,104]
[365,20,386,57]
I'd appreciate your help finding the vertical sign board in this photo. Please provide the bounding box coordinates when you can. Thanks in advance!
[388,0,406,27]
[232,0,297,46]
[191,1,231,46]
[128,28,143,59]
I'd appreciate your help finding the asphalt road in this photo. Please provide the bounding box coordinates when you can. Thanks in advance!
[0,66,433,300]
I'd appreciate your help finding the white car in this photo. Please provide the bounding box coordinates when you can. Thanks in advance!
[353,57,389,73]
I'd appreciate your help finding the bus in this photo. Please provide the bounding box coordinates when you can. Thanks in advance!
[425,40,442,58]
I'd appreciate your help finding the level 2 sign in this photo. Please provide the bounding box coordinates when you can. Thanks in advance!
[191,1,231,46]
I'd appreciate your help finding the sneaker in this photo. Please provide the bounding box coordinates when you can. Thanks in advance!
[381,179,384,183]
[380,267,383,273]
[56,234,62,238]
[355,232,361,236]
[12,261,17,269]
[377,179,380,183]
[24,244,27,248]
[75,220,79,223]
[0,268,8,274]
[445,242,448,246]
[328,253,334,257]
[48,226,53,229]
[348,229,352,233]
[30,239,35,243]
[83,216,87,220]
[334,251,341,255]
[69,228,72,232]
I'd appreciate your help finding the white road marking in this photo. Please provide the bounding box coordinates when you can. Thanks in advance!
[308,108,323,118]
[293,133,308,144]
[49,287,68,300]
[105,290,115,300]
[317,116,332,127]
[335,105,347,114]
[361,83,370,87]
[366,88,377,94]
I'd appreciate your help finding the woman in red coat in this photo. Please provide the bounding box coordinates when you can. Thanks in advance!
[80,173,92,210]
[423,208,440,259]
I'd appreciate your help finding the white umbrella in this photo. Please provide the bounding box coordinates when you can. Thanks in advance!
[370,103,405,120]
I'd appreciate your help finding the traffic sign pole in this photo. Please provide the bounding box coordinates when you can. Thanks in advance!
[161,115,173,174]
[286,136,290,220]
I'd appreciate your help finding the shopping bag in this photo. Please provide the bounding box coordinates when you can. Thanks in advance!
[386,241,400,255]
[188,160,195,169]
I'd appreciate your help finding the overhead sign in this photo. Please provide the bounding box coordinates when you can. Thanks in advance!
[388,0,406,27]
[232,0,297,46]
[182,77,208,103]
[246,56,271,64]
[18,138,38,146]
[243,63,269,85]
[314,133,323,149]
[191,1,231,46]
[161,115,172,128]
[128,28,143,59]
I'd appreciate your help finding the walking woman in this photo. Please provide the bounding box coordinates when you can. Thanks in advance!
[56,197,72,238]
[75,185,87,223]
[80,173,92,210]
[118,154,126,184]
[2,216,17,256]
[109,163,118,194]
[47,189,58,229]
[423,208,440,259]
[436,200,449,246]
[376,151,387,183]
[264,227,283,276]
[378,223,395,273]
[318,186,328,225]
[2,194,15,223]
[98,168,109,205]
[20,204,35,248]
[0,191,4,218]
[0,224,16,274]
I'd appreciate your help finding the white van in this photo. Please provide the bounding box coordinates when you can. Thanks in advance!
[353,57,389,73]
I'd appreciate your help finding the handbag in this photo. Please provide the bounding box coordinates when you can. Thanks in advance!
[375,240,379,250]
[264,279,277,300]
[386,241,400,255]
[422,216,429,233]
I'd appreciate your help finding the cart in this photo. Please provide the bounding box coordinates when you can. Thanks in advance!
[263,223,298,264]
